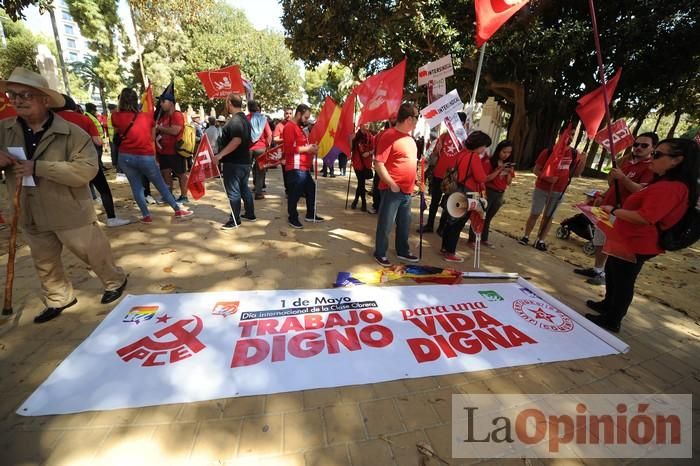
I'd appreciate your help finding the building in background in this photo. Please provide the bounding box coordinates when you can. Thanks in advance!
[25,0,91,65]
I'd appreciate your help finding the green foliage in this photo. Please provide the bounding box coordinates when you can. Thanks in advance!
[0,0,49,21]
[304,62,354,111]
[0,9,41,77]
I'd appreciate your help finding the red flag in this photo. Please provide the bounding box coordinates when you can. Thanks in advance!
[187,133,220,200]
[308,96,338,145]
[355,59,406,126]
[475,0,530,47]
[594,119,635,154]
[0,93,17,120]
[576,204,636,263]
[196,65,245,99]
[541,123,574,179]
[257,146,284,170]
[576,68,622,137]
[140,84,154,117]
[333,92,357,156]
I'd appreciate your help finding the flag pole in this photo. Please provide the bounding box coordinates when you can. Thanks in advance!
[217,168,238,228]
[586,0,621,205]
[313,150,318,219]
[468,43,486,127]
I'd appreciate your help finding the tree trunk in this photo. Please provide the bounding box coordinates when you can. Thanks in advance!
[98,84,107,113]
[652,112,663,133]
[48,8,71,96]
[666,110,682,139]
[632,108,650,135]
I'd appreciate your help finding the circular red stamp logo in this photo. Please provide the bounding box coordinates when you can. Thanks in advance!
[512,299,574,332]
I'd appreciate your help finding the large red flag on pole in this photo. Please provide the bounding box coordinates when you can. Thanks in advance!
[355,58,407,126]
[196,65,245,99]
[0,93,17,120]
[187,133,221,200]
[475,0,530,47]
[541,123,574,179]
[333,91,357,156]
[140,84,154,117]
[576,68,622,137]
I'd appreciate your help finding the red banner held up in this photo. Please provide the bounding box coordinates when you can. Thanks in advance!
[576,68,622,137]
[475,0,530,47]
[594,119,635,154]
[196,65,245,99]
[257,146,284,170]
[187,133,221,200]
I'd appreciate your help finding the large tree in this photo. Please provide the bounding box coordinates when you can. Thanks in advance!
[304,62,355,112]
[281,0,700,167]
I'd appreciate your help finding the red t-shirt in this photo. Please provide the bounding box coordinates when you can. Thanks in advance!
[273,121,287,141]
[534,148,581,192]
[282,121,312,171]
[601,157,654,206]
[375,128,417,194]
[432,133,461,179]
[111,111,156,155]
[156,111,184,155]
[57,111,99,138]
[615,180,688,255]
[484,158,515,192]
[248,114,272,151]
[351,130,374,170]
[453,150,487,193]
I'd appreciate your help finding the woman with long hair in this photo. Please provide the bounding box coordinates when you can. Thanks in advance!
[440,131,491,262]
[351,123,375,212]
[468,140,515,247]
[111,88,192,223]
[586,138,699,333]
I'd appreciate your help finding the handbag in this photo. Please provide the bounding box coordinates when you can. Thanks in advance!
[113,113,138,154]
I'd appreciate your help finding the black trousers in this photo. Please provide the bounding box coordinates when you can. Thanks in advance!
[441,215,469,253]
[91,167,116,219]
[371,173,381,210]
[353,168,370,207]
[426,176,443,229]
[602,254,656,325]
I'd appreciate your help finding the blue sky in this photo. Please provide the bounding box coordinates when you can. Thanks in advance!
[227,0,284,32]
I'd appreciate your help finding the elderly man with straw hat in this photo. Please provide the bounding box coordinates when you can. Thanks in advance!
[0,68,127,324]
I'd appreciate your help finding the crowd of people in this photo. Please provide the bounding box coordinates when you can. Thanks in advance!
[0,67,698,337]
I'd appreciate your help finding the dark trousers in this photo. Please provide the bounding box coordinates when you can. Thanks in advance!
[469,188,505,243]
[251,149,266,195]
[338,153,348,175]
[110,142,121,172]
[286,169,316,222]
[353,168,370,208]
[91,167,116,219]
[602,254,655,326]
[426,176,443,229]
[222,163,254,222]
[441,215,468,254]
[371,173,381,210]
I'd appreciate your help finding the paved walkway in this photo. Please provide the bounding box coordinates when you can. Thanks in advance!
[0,171,697,465]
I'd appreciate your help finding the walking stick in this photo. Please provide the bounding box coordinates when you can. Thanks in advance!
[345,165,354,209]
[3,181,22,315]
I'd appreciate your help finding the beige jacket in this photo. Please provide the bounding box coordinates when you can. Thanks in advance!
[0,114,98,231]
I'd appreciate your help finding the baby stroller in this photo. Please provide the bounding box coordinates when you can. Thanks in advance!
[556,213,596,256]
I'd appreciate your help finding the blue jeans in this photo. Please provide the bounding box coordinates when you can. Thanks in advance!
[374,189,412,258]
[119,154,179,216]
[286,169,316,222]
[222,163,254,222]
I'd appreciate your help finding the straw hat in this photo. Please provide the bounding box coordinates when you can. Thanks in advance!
[0,67,65,108]
[216,115,226,122]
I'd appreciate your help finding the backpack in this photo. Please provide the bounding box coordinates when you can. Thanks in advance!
[659,205,700,251]
[176,123,196,158]
[441,151,474,194]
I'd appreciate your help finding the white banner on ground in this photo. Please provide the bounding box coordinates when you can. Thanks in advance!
[418,54,454,86]
[420,89,463,129]
[18,281,628,416]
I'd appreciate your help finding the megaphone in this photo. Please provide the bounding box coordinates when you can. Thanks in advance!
[446,192,469,218]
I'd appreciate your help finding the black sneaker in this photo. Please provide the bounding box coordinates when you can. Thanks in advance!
[518,236,529,245]
[534,240,547,251]
[586,274,606,286]
[374,255,391,267]
[586,299,608,313]
[585,313,620,333]
[304,215,325,223]
[574,267,599,278]
[241,214,257,222]
[221,220,239,230]
[33,298,78,324]
[288,218,303,229]
[397,253,419,263]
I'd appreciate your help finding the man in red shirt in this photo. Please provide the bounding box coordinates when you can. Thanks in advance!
[274,107,293,196]
[519,141,585,251]
[373,103,420,267]
[283,104,322,229]
[155,93,189,203]
[574,132,657,284]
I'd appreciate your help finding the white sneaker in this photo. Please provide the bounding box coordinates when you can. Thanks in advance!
[106,217,131,227]
[145,195,157,205]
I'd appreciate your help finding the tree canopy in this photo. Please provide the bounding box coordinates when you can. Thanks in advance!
[282,0,700,166]
[303,62,354,112]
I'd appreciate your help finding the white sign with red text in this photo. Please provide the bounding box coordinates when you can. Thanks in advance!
[17,280,627,416]
[421,89,464,129]
[418,55,454,86]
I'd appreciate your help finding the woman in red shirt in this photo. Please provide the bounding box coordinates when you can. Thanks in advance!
[351,124,375,212]
[586,138,698,333]
[440,131,491,262]
[468,140,515,247]
[111,88,192,223]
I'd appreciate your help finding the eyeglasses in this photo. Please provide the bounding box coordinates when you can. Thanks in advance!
[5,90,42,101]
[652,150,674,159]
[632,142,650,149]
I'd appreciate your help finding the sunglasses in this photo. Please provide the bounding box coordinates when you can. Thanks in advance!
[6,90,42,101]
[652,150,674,159]
[632,142,650,149]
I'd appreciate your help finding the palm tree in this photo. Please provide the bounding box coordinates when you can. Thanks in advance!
[70,55,107,110]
